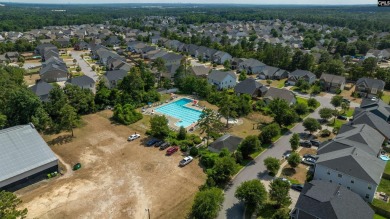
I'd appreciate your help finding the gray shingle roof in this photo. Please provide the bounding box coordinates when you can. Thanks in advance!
[261,65,279,77]
[316,147,385,185]
[320,73,346,84]
[190,65,210,77]
[358,98,390,121]
[295,180,374,219]
[234,78,265,95]
[104,69,128,81]
[351,111,390,139]
[29,81,53,102]
[0,125,58,185]
[66,75,95,87]
[264,87,296,104]
[208,70,237,82]
[209,134,243,152]
[356,77,385,91]
[290,69,316,78]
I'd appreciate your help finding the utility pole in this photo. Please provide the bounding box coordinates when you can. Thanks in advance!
[145,209,150,219]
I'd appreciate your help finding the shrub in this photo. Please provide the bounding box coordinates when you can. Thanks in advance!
[180,145,188,152]
[190,147,199,157]
[193,136,202,144]
[321,129,331,137]
[264,157,280,176]
[200,153,218,169]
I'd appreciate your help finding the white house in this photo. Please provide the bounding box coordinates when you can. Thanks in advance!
[207,70,237,90]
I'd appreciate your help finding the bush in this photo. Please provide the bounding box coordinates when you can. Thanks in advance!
[264,157,280,176]
[180,145,188,152]
[112,103,143,125]
[234,151,243,164]
[321,129,331,137]
[190,147,199,156]
[259,123,281,144]
[287,152,301,168]
[335,89,342,94]
[200,153,218,169]
[178,126,187,140]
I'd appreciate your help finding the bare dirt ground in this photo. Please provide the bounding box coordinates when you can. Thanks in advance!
[16,111,206,219]
[24,74,40,86]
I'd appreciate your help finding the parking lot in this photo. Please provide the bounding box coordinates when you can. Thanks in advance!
[16,111,206,219]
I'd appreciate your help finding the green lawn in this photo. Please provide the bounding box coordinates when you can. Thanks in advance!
[373,198,390,212]
[382,94,390,105]
[296,96,308,105]
[345,108,354,117]
[377,178,390,195]
[374,213,387,219]
[385,162,390,175]
[328,119,346,129]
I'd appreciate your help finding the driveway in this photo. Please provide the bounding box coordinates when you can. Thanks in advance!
[69,50,98,82]
[217,95,336,219]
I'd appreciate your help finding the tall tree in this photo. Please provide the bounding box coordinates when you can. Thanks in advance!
[264,157,280,176]
[149,115,170,139]
[239,135,261,158]
[0,190,28,219]
[289,133,300,151]
[191,188,224,219]
[198,108,223,145]
[59,104,79,137]
[218,94,238,128]
[269,178,292,208]
[303,118,321,134]
[235,180,267,214]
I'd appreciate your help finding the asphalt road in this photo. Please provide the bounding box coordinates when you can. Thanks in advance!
[69,50,98,82]
[217,93,358,219]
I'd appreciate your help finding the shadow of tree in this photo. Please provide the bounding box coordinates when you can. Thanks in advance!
[282,167,296,177]
[225,202,245,219]
[47,134,73,146]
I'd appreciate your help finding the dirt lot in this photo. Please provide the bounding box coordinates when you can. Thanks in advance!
[16,112,206,219]
[24,74,40,86]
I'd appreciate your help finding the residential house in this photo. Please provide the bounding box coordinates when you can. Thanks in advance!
[29,81,53,102]
[354,98,390,122]
[208,134,243,153]
[319,73,346,92]
[212,51,232,65]
[257,65,288,80]
[55,38,71,48]
[314,124,386,202]
[104,36,121,47]
[97,50,121,66]
[102,70,128,89]
[127,41,147,53]
[0,54,7,64]
[74,41,90,51]
[42,56,66,68]
[39,63,68,83]
[355,77,385,97]
[290,180,374,219]
[160,53,183,66]
[207,70,237,90]
[35,43,57,56]
[189,65,211,78]
[66,75,95,91]
[366,49,390,61]
[238,58,266,74]
[350,111,390,140]
[5,52,19,62]
[163,64,180,79]
[287,69,316,85]
[234,78,268,97]
[263,87,296,105]
[107,57,132,72]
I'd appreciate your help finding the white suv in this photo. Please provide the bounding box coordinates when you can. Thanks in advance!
[179,156,193,167]
[128,134,141,141]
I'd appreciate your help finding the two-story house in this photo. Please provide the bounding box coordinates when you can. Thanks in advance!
[65,75,95,92]
[354,98,390,122]
[355,77,385,97]
[237,58,266,74]
[287,69,316,85]
[212,51,232,65]
[102,70,128,89]
[314,124,386,202]
[207,70,237,90]
[234,78,268,97]
[290,180,374,219]
[319,73,346,93]
[258,65,289,80]
[263,87,296,105]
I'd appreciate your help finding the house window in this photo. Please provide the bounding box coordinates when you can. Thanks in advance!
[327,170,330,175]
[365,194,370,199]
[351,179,354,184]
[372,88,378,94]
[329,180,332,183]
[368,185,372,190]
[347,187,350,190]
[338,173,342,178]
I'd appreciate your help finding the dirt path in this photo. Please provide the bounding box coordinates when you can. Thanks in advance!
[17,112,206,219]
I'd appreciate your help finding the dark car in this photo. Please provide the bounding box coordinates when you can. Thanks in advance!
[342,98,350,103]
[299,140,312,148]
[160,142,170,150]
[146,139,159,146]
[302,157,316,166]
[337,115,348,120]
[291,184,304,192]
[310,139,321,146]
[154,140,164,147]
[303,154,318,160]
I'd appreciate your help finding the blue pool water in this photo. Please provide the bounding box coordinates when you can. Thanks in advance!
[155,98,202,127]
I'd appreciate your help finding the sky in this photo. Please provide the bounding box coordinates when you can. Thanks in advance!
[2,0,376,5]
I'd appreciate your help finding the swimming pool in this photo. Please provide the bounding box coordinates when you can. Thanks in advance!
[155,98,202,128]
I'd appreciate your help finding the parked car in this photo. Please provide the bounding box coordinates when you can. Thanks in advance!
[299,140,312,148]
[179,156,193,166]
[155,140,164,147]
[128,133,141,141]
[159,142,170,150]
[337,115,348,120]
[342,98,350,103]
[277,177,291,185]
[303,154,318,160]
[370,96,378,101]
[302,157,316,166]
[146,139,159,146]
[283,152,291,159]
[310,139,321,146]
[291,184,304,192]
[166,146,179,155]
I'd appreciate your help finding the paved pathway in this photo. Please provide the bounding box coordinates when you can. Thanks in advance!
[217,94,349,219]
[69,51,98,82]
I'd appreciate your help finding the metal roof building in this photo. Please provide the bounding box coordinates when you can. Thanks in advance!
[0,124,58,189]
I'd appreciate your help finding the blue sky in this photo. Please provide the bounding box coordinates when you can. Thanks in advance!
[3,0,376,5]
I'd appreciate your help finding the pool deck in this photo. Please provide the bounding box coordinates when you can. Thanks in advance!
[142,95,205,130]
